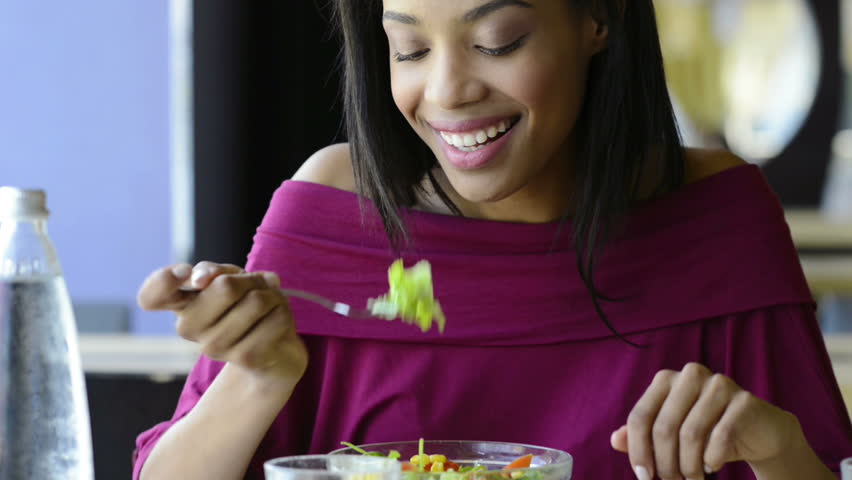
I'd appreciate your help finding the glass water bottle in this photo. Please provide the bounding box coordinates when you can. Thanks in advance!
[0,187,94,479]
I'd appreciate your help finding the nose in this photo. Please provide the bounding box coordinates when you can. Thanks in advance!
[423,50,488,110]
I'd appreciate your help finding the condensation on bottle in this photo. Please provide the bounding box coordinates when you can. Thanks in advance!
[0,187,94,479]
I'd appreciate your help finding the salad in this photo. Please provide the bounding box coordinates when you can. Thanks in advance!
[340,439,540,480]
[368,260,446,333]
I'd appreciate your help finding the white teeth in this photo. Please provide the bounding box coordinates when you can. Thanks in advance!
[438,118,515,150]
[458,144,487,152]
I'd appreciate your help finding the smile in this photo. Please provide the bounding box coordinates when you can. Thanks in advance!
[437,118,520,152]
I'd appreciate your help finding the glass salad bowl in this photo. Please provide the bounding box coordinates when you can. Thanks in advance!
[329,440,572,480]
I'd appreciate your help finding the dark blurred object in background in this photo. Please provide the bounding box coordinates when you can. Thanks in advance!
[762,0,842,205]
[192,0,343,267]
[87,374,185,479]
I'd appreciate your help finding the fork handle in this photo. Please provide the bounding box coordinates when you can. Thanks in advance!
[178,285,367,318]
[279,288,352,315]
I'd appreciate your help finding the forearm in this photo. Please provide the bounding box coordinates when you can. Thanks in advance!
[749,434,837,480]
[139,363,298,480]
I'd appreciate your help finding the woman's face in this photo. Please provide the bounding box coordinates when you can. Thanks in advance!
[382,0,607,221]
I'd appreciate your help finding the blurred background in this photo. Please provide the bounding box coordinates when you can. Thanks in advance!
[1,0,851,477]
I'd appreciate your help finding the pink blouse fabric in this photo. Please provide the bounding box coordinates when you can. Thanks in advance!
[134,165,852,479]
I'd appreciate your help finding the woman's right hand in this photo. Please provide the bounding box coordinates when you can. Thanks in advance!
[137,262,308,388]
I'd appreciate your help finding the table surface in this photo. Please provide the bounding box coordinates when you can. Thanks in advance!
[786,209,852,294]
[79,334,199,378]
[785,209,852,249]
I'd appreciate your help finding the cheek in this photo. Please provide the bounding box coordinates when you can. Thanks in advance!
[502,53,588,125]
[390,68,422,123]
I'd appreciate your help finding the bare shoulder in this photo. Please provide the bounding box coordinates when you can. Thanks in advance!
[683,147,749,184]
[291,143,357,193]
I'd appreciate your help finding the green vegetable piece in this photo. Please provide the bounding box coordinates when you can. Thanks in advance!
[340,442,369,455]
[368,260,446,333]
[340,441,402,460]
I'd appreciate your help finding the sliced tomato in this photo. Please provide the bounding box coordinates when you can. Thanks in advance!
[444,460,461,471]
[502,454,533,470]
[401,462,416,472]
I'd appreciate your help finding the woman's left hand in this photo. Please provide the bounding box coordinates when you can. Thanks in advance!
[610,362,805,480]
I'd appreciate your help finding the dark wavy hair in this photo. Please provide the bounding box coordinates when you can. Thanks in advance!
[332,0,684,343]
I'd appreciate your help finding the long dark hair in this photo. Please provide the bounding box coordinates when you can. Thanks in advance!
[332,0,684,343]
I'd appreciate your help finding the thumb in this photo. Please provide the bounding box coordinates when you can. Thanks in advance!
[611,425,628,453]
[137,263,195,311]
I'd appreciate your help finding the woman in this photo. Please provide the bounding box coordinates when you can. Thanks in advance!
[133,1,852,479]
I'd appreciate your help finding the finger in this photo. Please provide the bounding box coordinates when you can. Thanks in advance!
[260,271,281,289]
[198,288,282,359]
[703,391,753,474]
[679,374,737,479]
[227,304,296,371]
[190,261,244,289]
[653,363,709,479]
[137,264,195,311]
[627,369,676,480]
[176,273,268,341]
[611,425,628,452]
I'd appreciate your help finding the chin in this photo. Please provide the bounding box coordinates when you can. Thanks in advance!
[447,176,515,205]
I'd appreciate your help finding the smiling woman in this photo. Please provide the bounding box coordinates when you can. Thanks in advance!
[132,1,852,480]
[338,0,684,337]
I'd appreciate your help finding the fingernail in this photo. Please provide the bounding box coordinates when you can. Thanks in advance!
[172,264,192,279]
[704,465,714,474]
[191,267,209,287]
[634,466,650,480]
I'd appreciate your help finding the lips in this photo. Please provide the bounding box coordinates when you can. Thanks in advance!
[431,116,521,170]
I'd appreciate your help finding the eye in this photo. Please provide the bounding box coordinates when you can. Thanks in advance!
[393,49,430,62]
[476,34,529,56]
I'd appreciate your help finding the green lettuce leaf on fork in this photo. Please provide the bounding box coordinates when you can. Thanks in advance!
[368,259,446,333]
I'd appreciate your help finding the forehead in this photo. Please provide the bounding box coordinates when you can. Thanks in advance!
[382,0,540,24]
[382,0,508,9]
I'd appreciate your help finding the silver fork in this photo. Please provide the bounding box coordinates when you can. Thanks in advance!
[179,286,383,320]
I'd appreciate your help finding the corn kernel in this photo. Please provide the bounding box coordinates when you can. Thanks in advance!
[410,454,430,466]
[431,462,445,473]
[511,472,524,479]
[429,455,447,464]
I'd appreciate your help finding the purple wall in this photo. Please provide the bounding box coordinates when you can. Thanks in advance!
[0,1,176,334]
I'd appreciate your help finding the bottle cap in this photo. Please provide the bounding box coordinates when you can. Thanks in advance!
[0,187,49,219]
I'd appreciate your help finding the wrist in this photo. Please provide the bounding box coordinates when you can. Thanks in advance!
[747,424,834,480]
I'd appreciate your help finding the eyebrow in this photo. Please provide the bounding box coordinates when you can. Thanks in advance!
[382,0,534,26]
[462,0,533,23]
[381,10,418,25]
